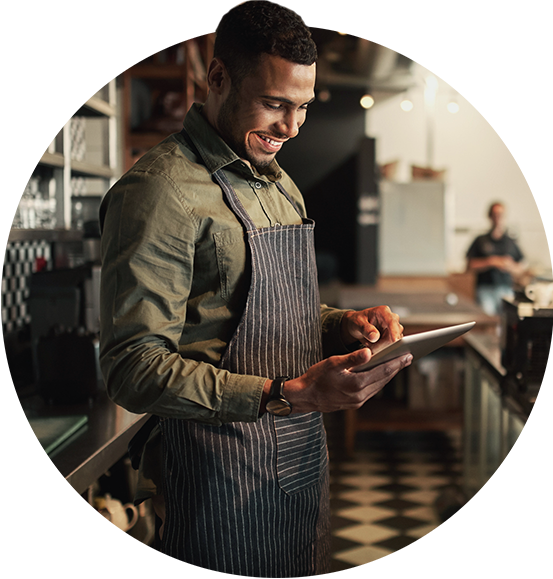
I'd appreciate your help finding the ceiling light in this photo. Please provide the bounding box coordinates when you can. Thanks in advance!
[336,19,351,36]
[360,94,375,109]
[400,99,413,112]
[447,101,460,113]
[508,20,553,96]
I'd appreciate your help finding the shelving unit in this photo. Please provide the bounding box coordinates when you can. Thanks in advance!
[121,34,214,170]
[2,0,118,231]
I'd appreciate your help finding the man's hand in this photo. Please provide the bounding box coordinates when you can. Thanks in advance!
[340,306,403,353]
[281,348,413,414]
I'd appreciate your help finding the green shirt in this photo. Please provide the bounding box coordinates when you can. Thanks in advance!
[99,103,348,428]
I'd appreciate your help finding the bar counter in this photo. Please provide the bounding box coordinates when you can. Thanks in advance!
[2,392,148,577]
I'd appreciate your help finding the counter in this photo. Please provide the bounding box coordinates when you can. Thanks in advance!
[335,285,497,334]
[2,393,147,577]
[463,332,553,539]
[464,330,536,419]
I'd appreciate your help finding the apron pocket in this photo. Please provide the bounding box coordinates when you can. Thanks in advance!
[273,412,327,495]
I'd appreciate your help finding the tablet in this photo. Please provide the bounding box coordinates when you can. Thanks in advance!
[352,321,476,372]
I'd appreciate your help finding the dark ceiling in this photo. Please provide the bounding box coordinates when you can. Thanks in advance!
[219,0,553,88]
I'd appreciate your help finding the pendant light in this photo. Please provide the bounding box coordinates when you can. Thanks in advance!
[507,20,553,96]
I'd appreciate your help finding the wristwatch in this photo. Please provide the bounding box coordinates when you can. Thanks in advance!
[265,376,292,416]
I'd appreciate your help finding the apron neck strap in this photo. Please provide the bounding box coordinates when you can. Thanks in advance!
[180,128,303,231]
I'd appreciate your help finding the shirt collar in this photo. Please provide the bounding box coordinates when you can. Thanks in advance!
[182,103,283,182]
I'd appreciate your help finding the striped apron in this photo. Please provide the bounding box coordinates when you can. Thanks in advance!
[160,168,330,577]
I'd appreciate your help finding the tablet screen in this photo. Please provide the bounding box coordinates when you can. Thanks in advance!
[351,321,476,373]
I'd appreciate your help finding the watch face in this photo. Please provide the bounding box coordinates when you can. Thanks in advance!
[266,398,292,416]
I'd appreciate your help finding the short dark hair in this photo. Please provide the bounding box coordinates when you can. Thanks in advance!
[488,202,504,218]
[214,1,317,86]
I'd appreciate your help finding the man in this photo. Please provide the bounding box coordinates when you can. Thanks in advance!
[466,201,527,315]
[99,2,412,576]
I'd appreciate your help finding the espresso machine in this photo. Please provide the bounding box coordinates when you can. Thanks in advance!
[500,292,553,414]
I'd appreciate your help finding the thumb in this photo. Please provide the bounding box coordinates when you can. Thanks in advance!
[339,347,372,370]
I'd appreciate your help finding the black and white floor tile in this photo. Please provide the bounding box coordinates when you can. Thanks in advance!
[325,418,465,573]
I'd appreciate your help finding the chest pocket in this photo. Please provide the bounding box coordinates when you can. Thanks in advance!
[213,227,250,306]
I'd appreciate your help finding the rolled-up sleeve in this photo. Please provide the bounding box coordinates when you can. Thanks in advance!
[99,169,265,425]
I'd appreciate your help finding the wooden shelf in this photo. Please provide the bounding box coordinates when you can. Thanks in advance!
[71,159,115,179]
[39,151,65,168]
[122,36,214,170]
[8,228,83,243]
[76,96,117,117]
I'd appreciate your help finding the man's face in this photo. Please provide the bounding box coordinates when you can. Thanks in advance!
[490,204,505,228]
[216,53,316,170]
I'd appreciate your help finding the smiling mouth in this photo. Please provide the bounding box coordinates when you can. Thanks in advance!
[255,133,285,152]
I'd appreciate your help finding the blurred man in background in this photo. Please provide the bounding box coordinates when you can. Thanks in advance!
[466,201,527,315]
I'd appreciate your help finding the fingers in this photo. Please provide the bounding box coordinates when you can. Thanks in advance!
[342,353,413,409]
[339,347,373,369]
[368,306,403,343]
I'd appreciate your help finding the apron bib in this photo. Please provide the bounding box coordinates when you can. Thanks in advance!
[160,161,330,577]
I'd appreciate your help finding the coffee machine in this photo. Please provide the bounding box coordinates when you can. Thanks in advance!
[500,296,553,413]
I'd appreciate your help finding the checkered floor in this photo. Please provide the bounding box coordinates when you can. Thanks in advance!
[325,416,464,573]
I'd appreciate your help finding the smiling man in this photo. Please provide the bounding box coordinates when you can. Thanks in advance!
[209,52,316,168]
[99,1,411,576]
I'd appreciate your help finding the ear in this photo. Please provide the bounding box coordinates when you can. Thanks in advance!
[206,57,230,96]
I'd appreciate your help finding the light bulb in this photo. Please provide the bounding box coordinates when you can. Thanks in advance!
[400,99,413,112]
[447,101,460,113]
[360,94,375,109]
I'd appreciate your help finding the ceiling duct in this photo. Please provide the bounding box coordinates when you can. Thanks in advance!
[312,0,435,93]
[508,20,553,96]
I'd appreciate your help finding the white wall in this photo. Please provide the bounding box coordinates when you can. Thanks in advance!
[366,63,551,275]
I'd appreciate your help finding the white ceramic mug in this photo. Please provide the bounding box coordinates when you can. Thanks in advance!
[525,282,553,308]
[97,494,139,532]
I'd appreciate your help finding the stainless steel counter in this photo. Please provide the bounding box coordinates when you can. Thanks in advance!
[2,393,147,577]
[465,332,553,431]
[464,331,505,378]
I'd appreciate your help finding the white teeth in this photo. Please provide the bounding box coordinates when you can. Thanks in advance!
[260,135,280,146]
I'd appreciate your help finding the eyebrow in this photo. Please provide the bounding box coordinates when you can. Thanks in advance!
[261,95,316,106]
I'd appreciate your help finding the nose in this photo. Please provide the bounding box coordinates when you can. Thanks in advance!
[276,109,301,139]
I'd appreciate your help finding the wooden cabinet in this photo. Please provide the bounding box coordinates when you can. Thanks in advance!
[121,34,214,170]
[2,0,117,230]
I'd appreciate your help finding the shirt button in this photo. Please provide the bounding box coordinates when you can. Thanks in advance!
[254,181,262,189]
